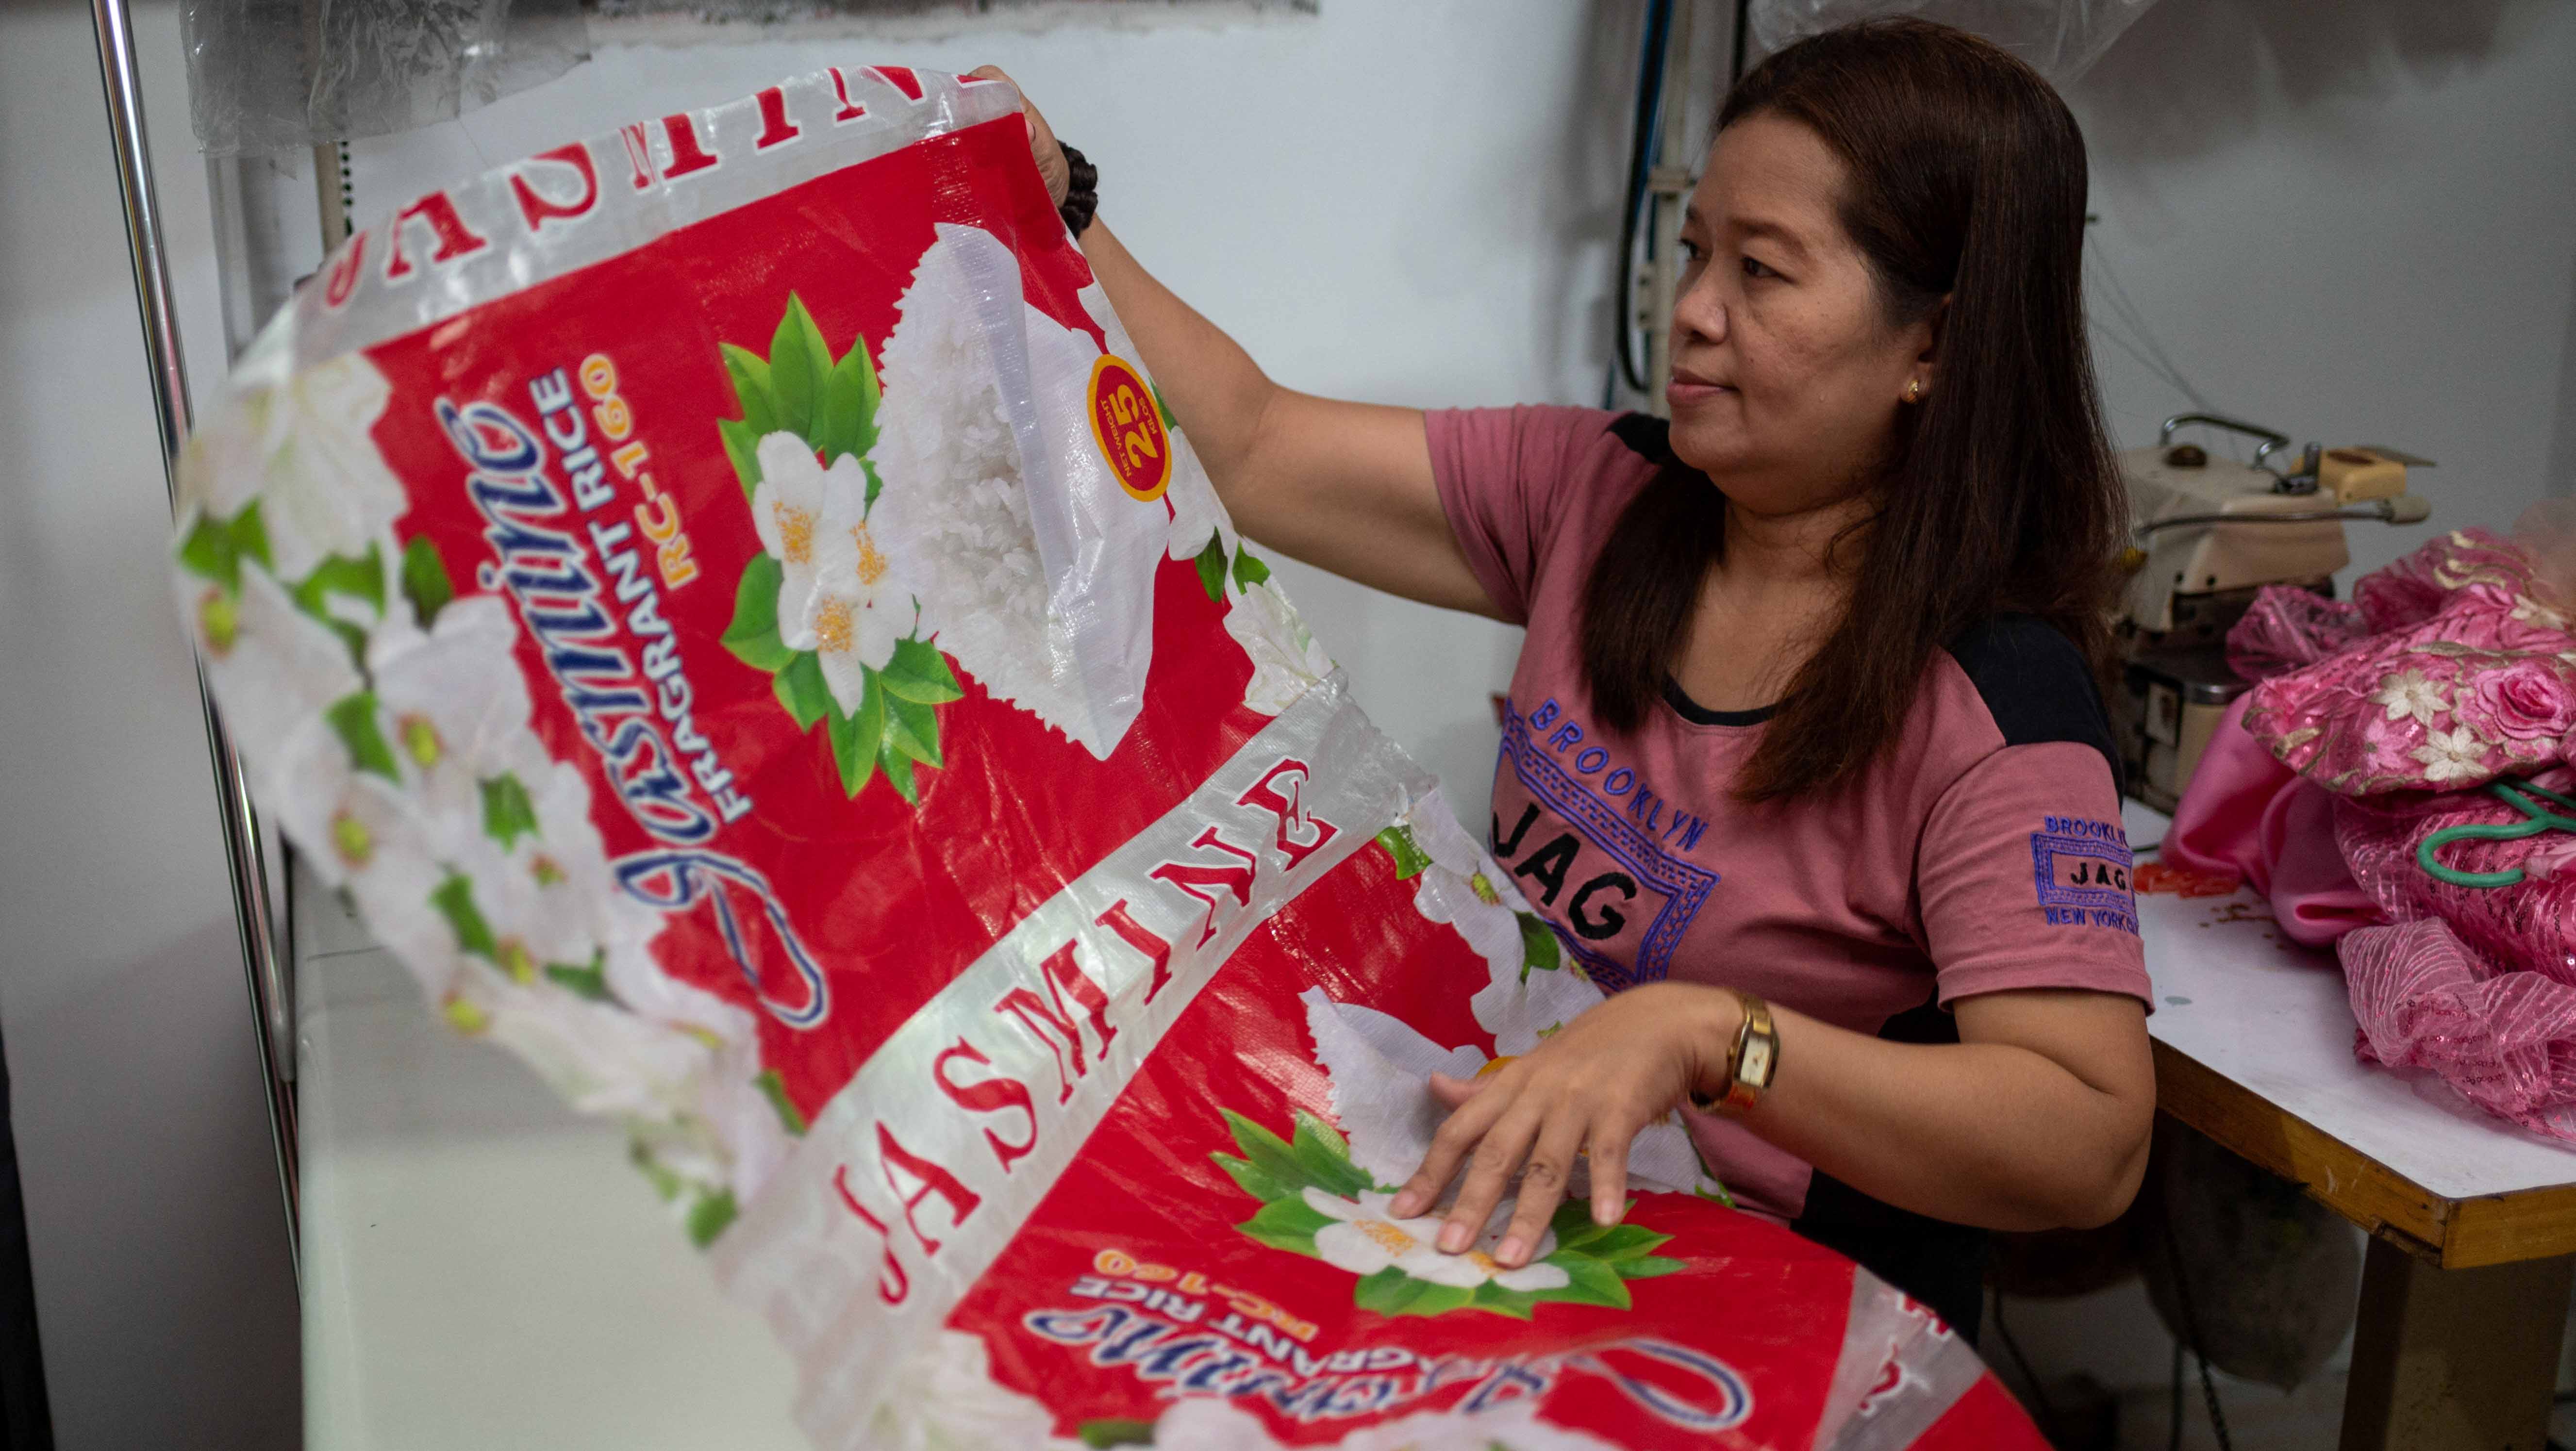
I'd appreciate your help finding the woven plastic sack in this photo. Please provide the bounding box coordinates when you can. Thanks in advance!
[168,67,2041,1449]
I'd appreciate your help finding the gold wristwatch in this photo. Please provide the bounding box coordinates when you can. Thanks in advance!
[1690,990,1778,1115]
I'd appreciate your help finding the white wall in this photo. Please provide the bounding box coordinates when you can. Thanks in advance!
[2076,0,2576,579]
[0,0,302,1445]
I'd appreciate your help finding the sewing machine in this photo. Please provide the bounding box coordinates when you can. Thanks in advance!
[2112,414,2433,811]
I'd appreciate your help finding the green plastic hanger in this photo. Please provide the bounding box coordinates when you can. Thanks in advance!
[2417,778,2576,889]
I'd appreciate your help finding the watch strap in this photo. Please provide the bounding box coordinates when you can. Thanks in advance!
[1689,990,1777,1115]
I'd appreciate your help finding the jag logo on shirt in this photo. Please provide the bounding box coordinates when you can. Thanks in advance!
[1488,698,1720,989]
[2029,815,2138,936]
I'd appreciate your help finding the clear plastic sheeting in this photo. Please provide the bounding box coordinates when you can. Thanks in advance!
[1746,0,2161,84]
[586,0,1317,23]
[183,0,590,156]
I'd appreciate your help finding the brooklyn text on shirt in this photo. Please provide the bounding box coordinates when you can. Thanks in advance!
[2027,815,2139,937]
[1489,697,1720,991]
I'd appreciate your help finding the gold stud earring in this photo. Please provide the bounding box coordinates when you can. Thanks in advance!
[1905,378,1923,404]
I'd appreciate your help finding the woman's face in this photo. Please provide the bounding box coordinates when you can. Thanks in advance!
[1664,113,1936,520]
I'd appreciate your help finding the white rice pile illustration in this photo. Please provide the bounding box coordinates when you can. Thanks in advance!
[868,225,1126,756]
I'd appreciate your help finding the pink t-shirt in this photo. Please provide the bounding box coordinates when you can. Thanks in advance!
[1429,405,2151,1224]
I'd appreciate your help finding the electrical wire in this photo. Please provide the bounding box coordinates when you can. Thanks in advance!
[2158,1202,2237,1451]
[1612,0,1677,396]
[2089,305,2207,416]
[2091,317,2202,408]
[2086,233,2209,411]
[2167,1340,2186,1451]
[2085,235,2195,396]
[1988,1290,2064,1434]
[2086,231,2215,414]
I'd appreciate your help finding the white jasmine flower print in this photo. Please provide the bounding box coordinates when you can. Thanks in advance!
[1152,1397,1623,1451]
[521,761,665,957]
[1413,866,1528,977]
[1304,984,1715,1202]
[270,716,456,996]
[451,828,601,987]
[303,768,442,906]
[183,564,365,796]
[366,597,549,831]
[440,948,715,1119]
[1302,988,1489,1188]
[1375,799,1728,1199]
[2371,668,2448,726]
[1391,796,1598,1055]
[864,1330,1082,1451]
[2411,725,2491,785]
[753,433,910,713]
[1225,576,1333,716]
[1407,794,1503,881]
[750,433,860,626]
[1404,797,1538,981]
[1304,1187,1570,1294]
[180,346,409,583]
[1159,431,1230,565]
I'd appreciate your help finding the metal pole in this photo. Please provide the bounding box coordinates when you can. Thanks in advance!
[89,0,300,1279]
[1641,0,1698,419]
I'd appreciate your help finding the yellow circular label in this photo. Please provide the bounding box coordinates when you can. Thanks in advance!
[1086,355,1171,503]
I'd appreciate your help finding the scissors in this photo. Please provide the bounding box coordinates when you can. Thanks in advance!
[2418,778,2576,889]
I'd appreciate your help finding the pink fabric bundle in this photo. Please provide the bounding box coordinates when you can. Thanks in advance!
[2340,919,2576,1138]
[2329,771,2576,1136]
[2334,766,2576,984]
[2163,696,2382,948]
[2241,527,2576,796]
[2222,588,2366,682]
[2167,509,2576,1138]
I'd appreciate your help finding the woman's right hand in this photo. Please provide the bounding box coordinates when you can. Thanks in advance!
[969,66,1070,209]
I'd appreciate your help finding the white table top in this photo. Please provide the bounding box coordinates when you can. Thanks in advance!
[2127,804,2576,1204]
[295,874,804,1451]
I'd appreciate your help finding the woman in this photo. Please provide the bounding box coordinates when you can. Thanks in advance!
[982,17,2153,1340]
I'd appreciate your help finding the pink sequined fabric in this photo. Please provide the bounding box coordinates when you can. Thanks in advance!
[2334,768,2576,987]
[2183,510,2576,1138]
[2341,917,2576,1139]
[2224,586,2367,681]
[2241,528,2576,795]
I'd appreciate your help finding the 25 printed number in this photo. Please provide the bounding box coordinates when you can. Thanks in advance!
[1087,356,1170,503]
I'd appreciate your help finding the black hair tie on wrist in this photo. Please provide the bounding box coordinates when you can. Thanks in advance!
[1057,143,1098,238]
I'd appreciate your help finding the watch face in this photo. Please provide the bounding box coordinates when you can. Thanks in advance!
[1741,1036,1776,1087]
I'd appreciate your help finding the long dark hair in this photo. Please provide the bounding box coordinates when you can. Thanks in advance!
[1578,18,2122,802]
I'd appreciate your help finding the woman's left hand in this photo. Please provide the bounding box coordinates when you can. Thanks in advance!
[1386,981,1741,1269]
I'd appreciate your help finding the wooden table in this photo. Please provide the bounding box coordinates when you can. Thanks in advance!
[2136,857,2576,1451]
